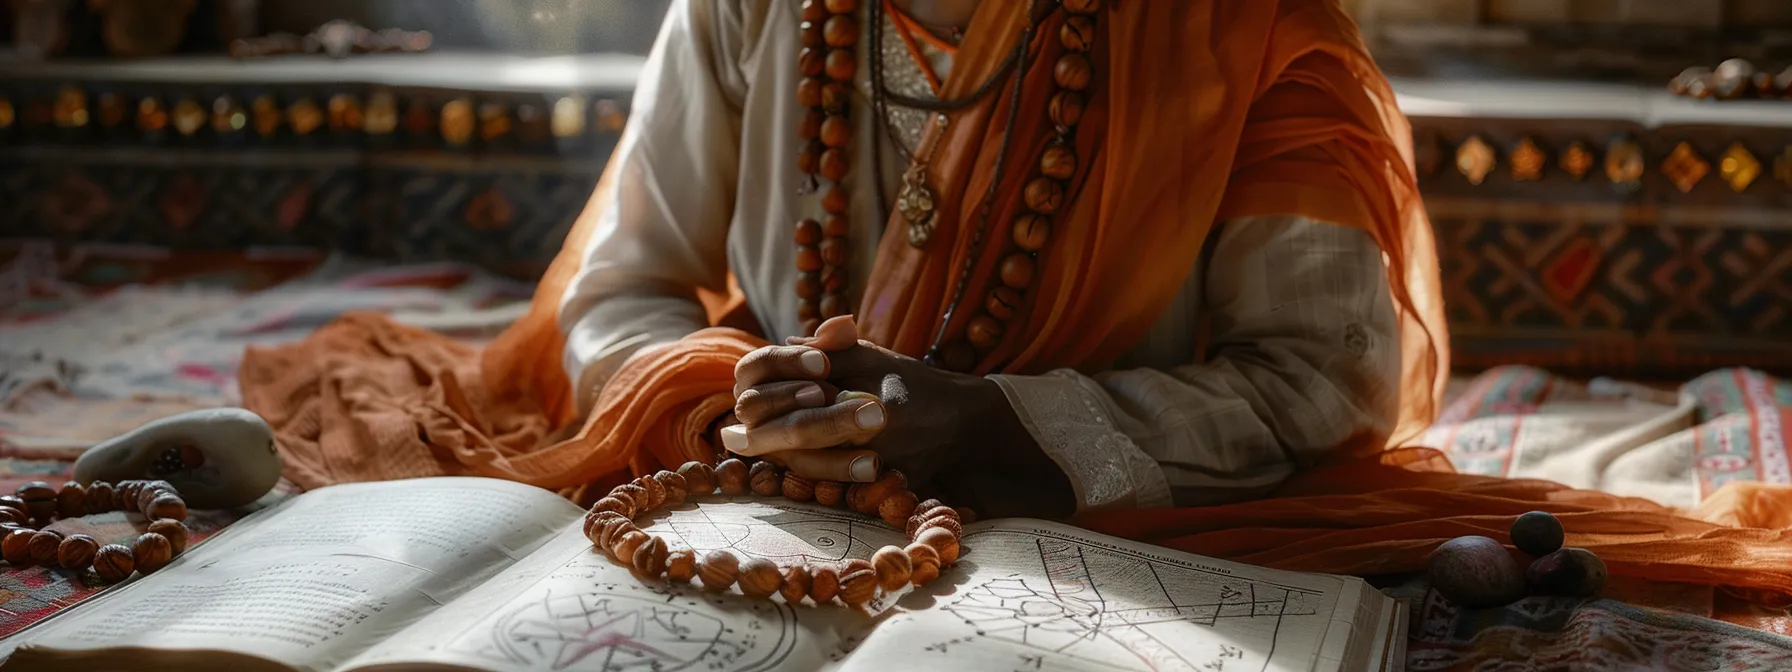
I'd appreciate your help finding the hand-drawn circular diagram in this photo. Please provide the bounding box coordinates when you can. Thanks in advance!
[473,582,798,672]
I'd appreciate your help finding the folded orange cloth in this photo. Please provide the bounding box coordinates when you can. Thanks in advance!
[238,0,1792,603]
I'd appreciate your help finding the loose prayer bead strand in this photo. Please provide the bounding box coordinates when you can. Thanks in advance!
[586,459,969,608]
[795,0,863,337]
[0,479,193,584]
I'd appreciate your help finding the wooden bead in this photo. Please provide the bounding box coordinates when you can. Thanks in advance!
[906,542,942,585]
[1040,143,1077,180]
[1012,213,1050,252]
[799,301,821,322]
[713,458,749,494]
[738,557,783,598]
[820,113,851,147]
[820,292,848,319]
[798,77,826,108]
[850,471,907,514]
[699,550,740,592]
[954,507,978,524]
[825,48,856,81]
[57,481,86,517]
[1062,0,1099,15]
[966,314,1004,350]
[916,526,961,564]
[801,318,824,338]
[635,475,667,510]
[1054,53,1093,91]
[873,545,912,591]
[801,20,825,47]
[917,505,959,524]
[1060,15,1096,52]
[0,496,23,517]
[667,549,697,583]
[825,0,857,13]
[613,484,647,513]
[132,532,174,573]
[654,470,689,506]
[820,236,850,266]
[802,0,828,22]
[58,533,99,568]
[798,108,823,140]
[749,461,783,496]
[94,544,134,583]
[937,341,976,373]
[824,15,859,47]
[1024,178,1065,215]
[781,565,812,604]
[793,275,820,299]
[0,507,23,526]
[678,461,717,495]
[987,286,1023,321]
[797,249,826,279]
[2,528,33,565]
[599,518,637,550]
[1511,511,1565,557]
[822,185,850,214]
[584,510,625,543]
[879,490,919,528]
[917,516,964,540]
[792,219,823,247]
[819,148,849,182]
[823,214,850,237]
[1049,91,1085,128]
[1000,254,1036,290]
[19,481,55,522]
[821,265,848,292]
[811,566,841,603]
[591,496,634,519]
[632,535,670,578]
[84,481,114,514]
[797,139,824,175]
[783,473,817,502]
[29,530,63,566]
[821,82,852,114]
[799,47,826,77]
[611,530,650,563]
[137,481,174,516]
[839,564,878,607]
[814,481,847,507]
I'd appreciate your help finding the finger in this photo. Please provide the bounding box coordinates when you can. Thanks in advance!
[733,345,830,397]
[761,448,881,483]
[719,396,888,456]
[734,380,838,427]
[783,315,859,350]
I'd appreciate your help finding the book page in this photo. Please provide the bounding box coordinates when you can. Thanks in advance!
[340,500,1377,672]
[3,478,582,672]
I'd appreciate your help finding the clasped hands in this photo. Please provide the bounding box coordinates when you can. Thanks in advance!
[717,315,999,490]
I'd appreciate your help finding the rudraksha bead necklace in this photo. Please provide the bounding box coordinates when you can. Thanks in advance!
[585,459,970,608]
[0,479,194,584]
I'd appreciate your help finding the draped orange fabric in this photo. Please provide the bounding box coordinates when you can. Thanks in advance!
[238,0,1792,602]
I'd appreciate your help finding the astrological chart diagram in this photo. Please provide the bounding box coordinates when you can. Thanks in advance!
[464,581,798,672]
[651,500,910,566]
[941,536,1323,672]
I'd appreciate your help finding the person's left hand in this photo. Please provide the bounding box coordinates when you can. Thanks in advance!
[721,316,1007,490]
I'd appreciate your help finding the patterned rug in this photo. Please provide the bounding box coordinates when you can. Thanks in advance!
[3,243,1791,669]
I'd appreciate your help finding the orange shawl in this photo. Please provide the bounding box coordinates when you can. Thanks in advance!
[240,0,1792,601]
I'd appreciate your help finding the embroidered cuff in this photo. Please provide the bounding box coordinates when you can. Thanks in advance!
[989,370,1174,513]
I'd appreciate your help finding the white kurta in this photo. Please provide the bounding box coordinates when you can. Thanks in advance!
[559,0,1401,513]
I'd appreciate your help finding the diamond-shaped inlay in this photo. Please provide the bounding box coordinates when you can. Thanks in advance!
[1560,141,1594,181]
[1663,142,1709,193]
[1720,142,1762,193]
[1511,137,1546,181]
[1776,146,1792,189]
[1456,136,1496,186]
[1541,236,1603,304]
[1605,138,1645,191]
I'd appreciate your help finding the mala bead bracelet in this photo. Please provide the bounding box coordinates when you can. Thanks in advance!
[0,479,193,584]
[584,459,971,609]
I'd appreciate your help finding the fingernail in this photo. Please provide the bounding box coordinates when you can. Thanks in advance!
[720,425,749,453]
[796,384,825,406]
[855,402,885,430]
[800,350,827,375]
[851,454,879,482]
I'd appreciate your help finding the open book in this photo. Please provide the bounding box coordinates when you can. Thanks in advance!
[0,477,1406,672]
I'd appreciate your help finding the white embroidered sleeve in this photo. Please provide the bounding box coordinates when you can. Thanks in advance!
[989,215,1401,512]
[557,0,752,413]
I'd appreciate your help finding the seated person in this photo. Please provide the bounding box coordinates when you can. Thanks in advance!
[556,0,1446,519]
